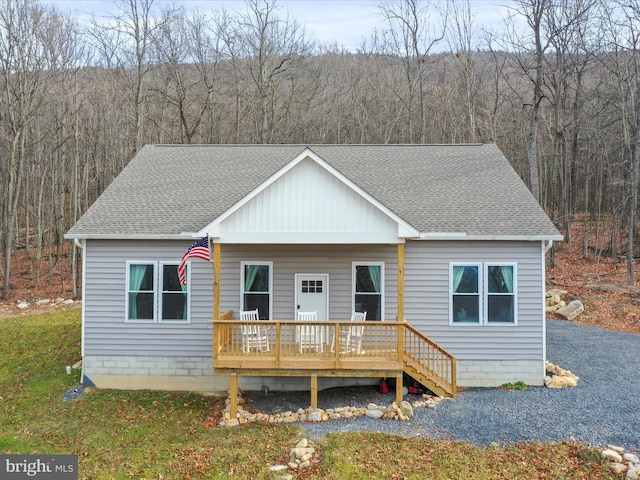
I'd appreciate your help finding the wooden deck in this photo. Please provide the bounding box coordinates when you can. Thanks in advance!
[211,314,456,414]
[213,320,403,373]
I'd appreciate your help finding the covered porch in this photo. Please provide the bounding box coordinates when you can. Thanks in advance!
[207,208,456,416]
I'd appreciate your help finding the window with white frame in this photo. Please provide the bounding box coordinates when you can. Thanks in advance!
[160,262,189,322]
[451,264,481,324]
[126,261,189,323]
[241,262,272,319]
[486,264,516,324]
[450,262,516,325]
[353,262,384,320]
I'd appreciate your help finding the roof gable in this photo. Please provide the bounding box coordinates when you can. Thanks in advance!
[203,149,418,243]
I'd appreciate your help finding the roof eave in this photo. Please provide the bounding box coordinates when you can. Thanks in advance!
[416,233,564,241]
[63,233,199,241]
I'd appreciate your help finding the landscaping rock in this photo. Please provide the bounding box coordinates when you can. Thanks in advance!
[600,446,640,478]
[603,449,624,463]
[286,438,316,470]
[624,453,640,464]
[218,389,447,428]
[546,288,568,298]
[545,289,568,313]
[586,284,629,294]
[307,411,322,422]
[400,400,414,419]
[555,300,584,320]
[365,408,384,419]
[545,361,579,388]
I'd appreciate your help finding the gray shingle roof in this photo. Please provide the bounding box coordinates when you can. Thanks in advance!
[65,144,562,240]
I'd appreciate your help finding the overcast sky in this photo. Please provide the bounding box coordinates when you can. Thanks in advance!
[50,0,519,52]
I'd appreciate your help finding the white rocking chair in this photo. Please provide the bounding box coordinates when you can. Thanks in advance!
[296,310,323,353]
[331,311,367,354]
[240,309,270,353]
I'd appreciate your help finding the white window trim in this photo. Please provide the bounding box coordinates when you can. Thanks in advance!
[352,261,385,321]
[240,261,273,319]
[449,262,518,326]
[449,262,482,326]
[159,261,190,324]
[125,260,191,324]
[125,260,157,323]
[484,262,517,326]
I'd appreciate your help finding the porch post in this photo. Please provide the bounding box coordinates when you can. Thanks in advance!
[397,243,405,321]
[229,373,238,419]
[213,242,220,320]
[310,374,318,409]
[397,243,406,393]
[395,373,403,406]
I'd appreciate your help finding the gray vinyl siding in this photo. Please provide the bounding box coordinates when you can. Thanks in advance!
[404,240,544,361]
[83,240,214,357]
[83,239,544,361]
[83,241,398,357]
[218,244,398,321]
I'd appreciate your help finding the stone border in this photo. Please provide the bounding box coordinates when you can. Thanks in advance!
[602,446,640,478]
[219,390,447,427]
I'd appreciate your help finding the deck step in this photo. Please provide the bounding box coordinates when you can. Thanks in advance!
[403,363,450,397]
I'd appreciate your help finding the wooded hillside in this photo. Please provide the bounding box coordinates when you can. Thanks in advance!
[1,0,640,299]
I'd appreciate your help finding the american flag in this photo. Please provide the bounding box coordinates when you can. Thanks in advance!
[178,236,210,285]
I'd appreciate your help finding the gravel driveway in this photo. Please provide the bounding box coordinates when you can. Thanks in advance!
[246,320,640,450]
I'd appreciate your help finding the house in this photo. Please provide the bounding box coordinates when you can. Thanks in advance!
[65,144,562,399]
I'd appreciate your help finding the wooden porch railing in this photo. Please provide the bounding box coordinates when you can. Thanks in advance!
[213,319,402,373]
[403,323,457,398]
[211,316,456,398]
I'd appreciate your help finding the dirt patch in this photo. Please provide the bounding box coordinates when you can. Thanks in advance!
[0,244,78,319]
[547,242,640,335]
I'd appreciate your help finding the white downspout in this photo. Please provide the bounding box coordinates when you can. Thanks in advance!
[541,239,552,383]
[73,238,87,384]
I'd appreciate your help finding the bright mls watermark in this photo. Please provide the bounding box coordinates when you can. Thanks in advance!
[1,455,78,479]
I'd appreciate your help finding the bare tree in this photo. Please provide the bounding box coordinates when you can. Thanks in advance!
[88,0,175,153]
[232,0,314,144]
[445,0,480,142]
[149,8,223,144]
[541,0,596,266]
[0,0,74,298]
[598,0,640,284]
[377,0,447,143]
[505,0,551,201]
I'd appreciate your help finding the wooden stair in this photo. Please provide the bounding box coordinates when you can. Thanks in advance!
[402,323,457,397]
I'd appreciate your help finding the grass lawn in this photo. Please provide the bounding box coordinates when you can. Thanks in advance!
[0,311,617,479]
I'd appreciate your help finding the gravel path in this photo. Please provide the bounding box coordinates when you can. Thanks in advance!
[245,320,640,450]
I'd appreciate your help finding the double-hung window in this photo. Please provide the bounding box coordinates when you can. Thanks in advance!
[353,262,384,320]
[126,261,189,323]
[127,262,156,322]
[160,262,189,322]
[450,262,516,325]
[451,263,481,324]
[241,261,272,319]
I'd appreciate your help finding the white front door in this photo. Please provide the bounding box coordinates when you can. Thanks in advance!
[295,274,329,320]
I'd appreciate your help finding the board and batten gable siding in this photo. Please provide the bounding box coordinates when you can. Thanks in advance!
[215,157,402,244]
[83,240,214,357]
[218,244,398,321]
[404,240,545,361]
